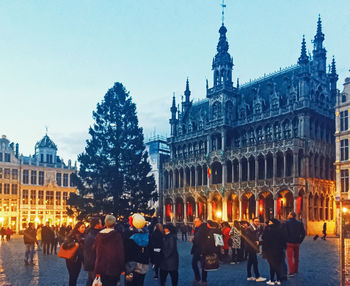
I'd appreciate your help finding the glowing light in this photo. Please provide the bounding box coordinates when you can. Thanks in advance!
[343,207,348,213]
[69,218,73,223]
[0,217,4,223]
[216,210,222,218]
[35,217,40,223]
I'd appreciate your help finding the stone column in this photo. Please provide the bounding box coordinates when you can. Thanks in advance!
[208,200,213,220]
[163,203,166,224]
[189,169,193,187]
[273,154,277,185]
[232,161,235,182]
[207,135,212,154]
[293,153,298,178]
[274,198,277,218]
[222,162,227,186]
[256,198,260,218]
[255,158,259,182]
[221,129,226,150]
[223,197,228,221]
[183,199,187,223]
[294,196,298,213]
[195,199,199,217]
[172,201,176,223]
[239,198,242,221]
[173,170,176,190]
[283,152,287,178]
[304,155,310,178]
[264,156,268,180]
[239,160,242,183]
[195,167,198,187]
[247,159,250,181]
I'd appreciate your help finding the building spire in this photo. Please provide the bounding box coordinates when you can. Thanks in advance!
[331,56,336,74]
[313,14,325,51]
[184,77,191,102]
[221,0,226,25]
[298,35,309,65]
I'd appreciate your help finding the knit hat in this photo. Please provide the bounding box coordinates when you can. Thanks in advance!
[104,215,116,227]
[131,213,146,229]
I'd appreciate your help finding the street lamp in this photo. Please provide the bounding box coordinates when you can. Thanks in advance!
[216,210,222,219]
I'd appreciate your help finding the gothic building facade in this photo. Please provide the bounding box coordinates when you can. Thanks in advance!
[162,17,337,235]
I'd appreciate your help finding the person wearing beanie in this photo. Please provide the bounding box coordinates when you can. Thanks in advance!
[94,215,125,286]
[125,213,150,286]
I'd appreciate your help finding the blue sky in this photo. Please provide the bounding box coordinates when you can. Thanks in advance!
[0,0,349,163]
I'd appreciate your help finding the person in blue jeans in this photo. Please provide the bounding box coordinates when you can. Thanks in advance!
[23,223,38,265]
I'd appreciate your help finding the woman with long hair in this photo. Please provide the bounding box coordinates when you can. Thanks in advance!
[63,221,86,286]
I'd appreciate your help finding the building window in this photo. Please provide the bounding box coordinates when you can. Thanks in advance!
[63,192,68,205]
[0,153,2,161]
[40,154,44,163]
[341,111,349,131]
[22,190,29,204]
[4,168,10,179]
[3,199,9,212]
[63,174,68,187]
[46,154,53,164]
[11,199,17,212]
[4,153,10,162]
[0,183,2,194]
[31,171,37,185]
[23,170,29,184]
[38,171,44,185]
[46,191,54,205]
[341,139,349,161]
[12,169,18,180]
[56,173,62,186]
[341,170,349,193]
[56,192,61,205]
[4,184,10,194]
[30,190,36,205]
[0,168,2,179]
[70,174,75,187]
[38,191,44,205]
[11,184,17,195]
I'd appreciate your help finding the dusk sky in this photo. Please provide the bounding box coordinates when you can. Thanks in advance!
[0,0,349,163]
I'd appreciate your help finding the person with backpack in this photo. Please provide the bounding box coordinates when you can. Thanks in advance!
[125,214,150,286]
[229,221,242,264]
[285,211,305,277]
[160,224,179,286]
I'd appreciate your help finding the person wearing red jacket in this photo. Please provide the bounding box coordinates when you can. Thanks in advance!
[221,222,231,263]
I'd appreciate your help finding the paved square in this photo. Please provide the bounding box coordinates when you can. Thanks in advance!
[0,236,339,285]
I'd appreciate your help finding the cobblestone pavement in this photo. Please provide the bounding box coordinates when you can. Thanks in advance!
[0,235,339,286]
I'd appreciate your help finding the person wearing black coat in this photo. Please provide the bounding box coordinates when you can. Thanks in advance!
[262,219,286,284]
[191,218,207,284]
[23,223,38,265]
[41,222,51,255]
[160,224,179,286]
[149,223,163,279]
[245,218,266,282]
[83,217,102,286]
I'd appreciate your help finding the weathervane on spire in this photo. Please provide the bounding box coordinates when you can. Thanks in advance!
[221,0,226,25]
[45,126,48,135]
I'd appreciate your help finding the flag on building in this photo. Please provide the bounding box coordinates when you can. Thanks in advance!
[207,167,212,178]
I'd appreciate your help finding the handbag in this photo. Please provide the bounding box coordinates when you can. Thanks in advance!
[57,242,79,259]
[92,275,102,286]
[203,253,219,271]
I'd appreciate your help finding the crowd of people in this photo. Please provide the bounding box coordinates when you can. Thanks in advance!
[21,211,306,286]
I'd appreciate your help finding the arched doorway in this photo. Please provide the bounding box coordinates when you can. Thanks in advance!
[164,198,173,222]
[277,190,293,220]
[258,191,274,221]
[211,194,223,221]
[227,194,239,222]
[241,192,256,220]
[175,197,184,222]
[186,197,195,222]
[197,197,207,221]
